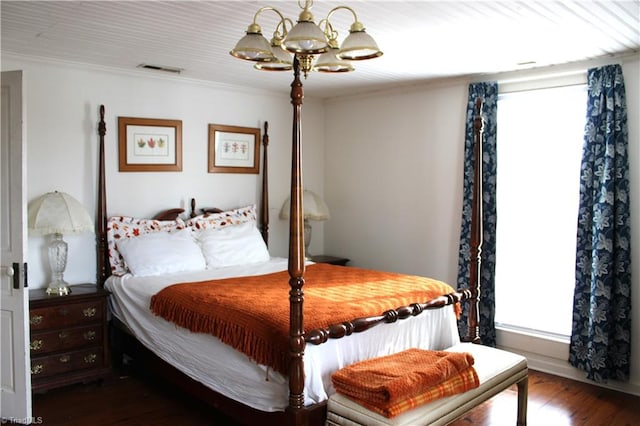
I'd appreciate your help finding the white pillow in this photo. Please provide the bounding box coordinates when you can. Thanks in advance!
[198,222,270,268]
[116,228,206,277]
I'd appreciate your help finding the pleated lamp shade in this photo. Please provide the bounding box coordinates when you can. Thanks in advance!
[28,191,93,236]
[279,189,330,221]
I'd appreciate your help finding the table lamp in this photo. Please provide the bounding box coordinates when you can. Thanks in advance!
[280,189,330,259]
[28,191,94,295]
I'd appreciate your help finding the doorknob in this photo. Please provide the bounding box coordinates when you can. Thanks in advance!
[1,263,26,289]
[1,265,15,276]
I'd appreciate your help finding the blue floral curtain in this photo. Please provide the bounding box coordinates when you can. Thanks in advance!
[456,82,498,347]
[569,64,632,383]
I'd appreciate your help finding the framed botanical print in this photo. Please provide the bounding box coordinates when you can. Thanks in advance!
[208,124,260,174]
[118,117,182,172]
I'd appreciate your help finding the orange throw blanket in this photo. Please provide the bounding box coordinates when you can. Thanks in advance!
[150,263,457,374]
[331,348,479,418]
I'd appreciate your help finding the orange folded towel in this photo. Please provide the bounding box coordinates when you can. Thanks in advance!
[353,366,479,418]
[331,348,476,406]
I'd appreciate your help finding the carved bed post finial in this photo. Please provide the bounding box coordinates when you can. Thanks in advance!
[466,97,484,344]
[261,121,270,246]
[97,105,108,286]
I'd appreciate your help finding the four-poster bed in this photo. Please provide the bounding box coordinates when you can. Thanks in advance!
[94,64,492,425]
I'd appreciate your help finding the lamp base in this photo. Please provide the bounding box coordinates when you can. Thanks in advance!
[47,232,71,296]
[46,280,71,296]
[304,219,312,260]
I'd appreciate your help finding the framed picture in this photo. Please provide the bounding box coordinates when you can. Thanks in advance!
[118,117,182,172]
[208,124,260,174]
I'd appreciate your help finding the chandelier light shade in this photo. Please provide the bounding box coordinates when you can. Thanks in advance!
[313,39,354,73]
[255,36,293,71]
[229,23,275,62]
[337,23,384,60]
[230,0,382,77]
[282,20,328,55]
[279,190,330,259]
[28,191,94,296]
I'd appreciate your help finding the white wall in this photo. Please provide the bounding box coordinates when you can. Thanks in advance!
[324,55,640,395]
[323,78,468,282]
[1,55,326,288]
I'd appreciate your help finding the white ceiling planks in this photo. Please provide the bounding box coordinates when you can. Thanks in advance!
[1,1,638,98]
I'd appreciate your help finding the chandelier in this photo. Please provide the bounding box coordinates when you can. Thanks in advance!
[229,0,383,77]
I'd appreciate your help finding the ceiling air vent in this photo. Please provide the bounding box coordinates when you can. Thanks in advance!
[137,64,183,74]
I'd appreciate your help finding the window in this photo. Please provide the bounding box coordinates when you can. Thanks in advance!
[494,84,587,339]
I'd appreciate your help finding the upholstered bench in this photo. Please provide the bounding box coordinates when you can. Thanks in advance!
[326,343,528,426]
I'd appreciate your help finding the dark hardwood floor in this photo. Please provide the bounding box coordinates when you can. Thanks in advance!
[31,367,640,425]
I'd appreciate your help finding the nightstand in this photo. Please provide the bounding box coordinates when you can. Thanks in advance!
[29,283,111,392]
[310,255,350,266]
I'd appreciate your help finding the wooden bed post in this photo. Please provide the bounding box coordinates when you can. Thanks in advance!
[466,98,484,344]
[97,105,108,287]
[261,121,270,245]
[286,57,307,422]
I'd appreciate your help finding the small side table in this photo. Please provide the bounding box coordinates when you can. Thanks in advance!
[310,255,350,266]
[29,283,111,392]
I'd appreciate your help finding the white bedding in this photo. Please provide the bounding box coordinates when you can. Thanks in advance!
[105,257,461,412]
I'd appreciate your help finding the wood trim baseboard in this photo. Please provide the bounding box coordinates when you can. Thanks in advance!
[496,328,640,397]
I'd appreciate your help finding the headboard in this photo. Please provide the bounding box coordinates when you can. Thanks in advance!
[95,109,271,285]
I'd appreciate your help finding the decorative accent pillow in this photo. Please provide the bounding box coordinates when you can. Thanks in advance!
[106,216,186,275]
[197,221,269,268]
[115,228,206,277]
[186,204,257,231]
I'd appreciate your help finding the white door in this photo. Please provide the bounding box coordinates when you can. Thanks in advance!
[1,70,31,422]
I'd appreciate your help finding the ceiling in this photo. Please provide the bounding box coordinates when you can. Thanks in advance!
[2,1,639,99]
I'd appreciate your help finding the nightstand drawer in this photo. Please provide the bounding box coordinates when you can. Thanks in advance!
[29,300,103,331]
[31,347,104,379]
[30,324,103,355]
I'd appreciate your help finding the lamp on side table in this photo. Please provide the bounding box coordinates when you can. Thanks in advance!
[28,191,94,296]
[280,189,330,260]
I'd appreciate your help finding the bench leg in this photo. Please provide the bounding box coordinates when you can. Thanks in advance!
[516,375,528,426]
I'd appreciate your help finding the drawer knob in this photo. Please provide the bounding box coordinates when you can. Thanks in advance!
[84,354,97,364]
[83,307,97,317]
[58,331,70,339]
[31,364,44,375]
[83,331,96,341]
[30,339,44,351]
[30,315,43,326]
[59,355,71,363]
